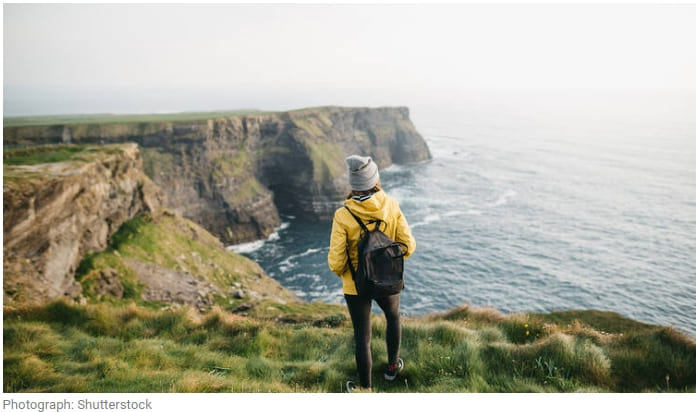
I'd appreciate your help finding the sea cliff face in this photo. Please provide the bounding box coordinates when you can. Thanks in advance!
[3,144,164,304]
[3,106,431,244]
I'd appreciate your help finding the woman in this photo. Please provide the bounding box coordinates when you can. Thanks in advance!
[328,154,416,392]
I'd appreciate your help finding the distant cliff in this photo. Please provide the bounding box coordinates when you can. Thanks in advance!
[3,106,431,244]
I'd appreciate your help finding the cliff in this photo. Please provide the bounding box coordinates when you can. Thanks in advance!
[3,106,431,244]
[3,144,298,309]
[2,144,164,304]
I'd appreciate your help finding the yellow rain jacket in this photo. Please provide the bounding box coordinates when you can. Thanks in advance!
[328,190,416,295]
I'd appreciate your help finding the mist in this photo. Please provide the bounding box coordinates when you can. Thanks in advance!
[3,3,695,117]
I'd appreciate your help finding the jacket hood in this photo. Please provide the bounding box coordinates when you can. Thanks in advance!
[344,190,391,223]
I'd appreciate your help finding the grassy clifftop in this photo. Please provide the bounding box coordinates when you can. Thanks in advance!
[3,110,270,128]
[4,300,694,393]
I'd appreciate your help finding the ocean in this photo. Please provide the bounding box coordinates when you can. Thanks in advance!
[231,89,696,337]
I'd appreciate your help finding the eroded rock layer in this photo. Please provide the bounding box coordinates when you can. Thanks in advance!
[3,144,164,303]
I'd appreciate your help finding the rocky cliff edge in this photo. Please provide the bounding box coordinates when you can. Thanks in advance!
[3,144,164,304]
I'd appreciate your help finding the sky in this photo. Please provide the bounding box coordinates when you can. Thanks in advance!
[2,3,696,116]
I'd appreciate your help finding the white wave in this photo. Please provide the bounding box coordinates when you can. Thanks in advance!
[278,247,324,273]
[279,258,297,273]
[287,273,322,283]
[228,239,266,254]
[304,290,331,299]
[424,214,441,223]
[443,209,483,218]
[492,190,518,207]
[297,247,323,257]
[227,221,289,254]
[410,214,441,228]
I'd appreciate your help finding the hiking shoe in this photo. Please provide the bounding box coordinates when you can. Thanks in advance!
[384,358,404,381]
[346,381,357,393]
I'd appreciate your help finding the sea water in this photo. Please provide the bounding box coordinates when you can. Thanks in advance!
[231,90,696,336]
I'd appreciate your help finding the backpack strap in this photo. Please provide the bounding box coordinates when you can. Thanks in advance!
[344,206,369,234]
[344,206,385,233]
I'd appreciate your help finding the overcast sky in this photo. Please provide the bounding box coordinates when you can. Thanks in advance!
[3,3,695,116]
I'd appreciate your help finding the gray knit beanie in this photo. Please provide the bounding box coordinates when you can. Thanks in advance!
[346,155,379,191]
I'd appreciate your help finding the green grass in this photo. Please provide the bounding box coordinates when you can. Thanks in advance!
[304,142,346,185]
[4,301,694,393]
[211,151,251,180]
[530,310,660,335]
[3,106,394,129]
[3,110,271,128]
[71,210,297,310]
[2,144,135,190]
[1,144,120,166]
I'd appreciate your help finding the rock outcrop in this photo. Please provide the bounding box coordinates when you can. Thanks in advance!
[4,106,431,244]
[3,144,164,304]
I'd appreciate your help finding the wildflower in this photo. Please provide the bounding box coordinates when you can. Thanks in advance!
[524,323,529,328]
[526,330,530,336]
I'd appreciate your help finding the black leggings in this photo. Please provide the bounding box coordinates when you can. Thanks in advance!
[344,293,401,388]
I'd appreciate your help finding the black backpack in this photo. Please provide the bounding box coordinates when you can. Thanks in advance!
[344,206,408,298]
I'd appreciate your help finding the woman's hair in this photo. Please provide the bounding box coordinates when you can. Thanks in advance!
[347,182,381,199]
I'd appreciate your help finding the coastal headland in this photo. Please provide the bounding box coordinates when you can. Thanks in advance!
[2,108,694,392]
